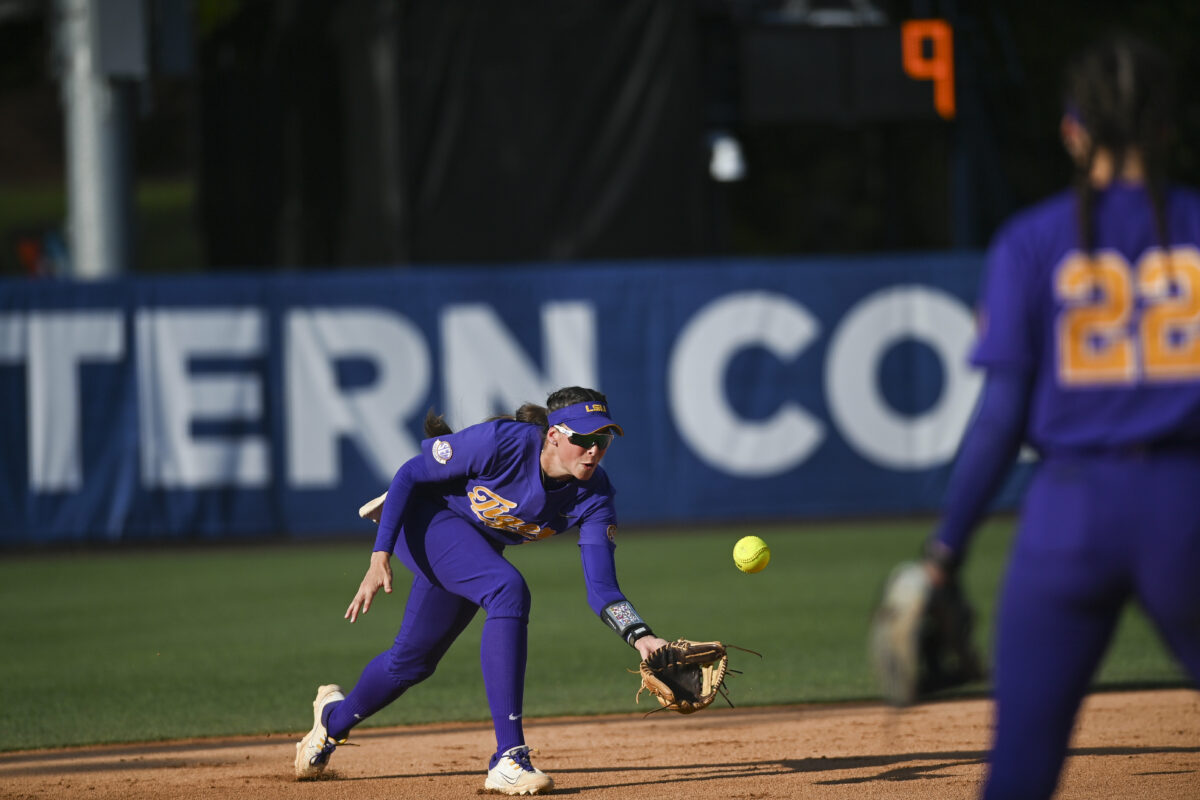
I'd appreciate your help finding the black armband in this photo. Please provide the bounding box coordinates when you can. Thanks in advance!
[601,600,654,646]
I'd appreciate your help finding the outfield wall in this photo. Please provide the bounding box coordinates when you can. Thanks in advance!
[0,255,1027,544]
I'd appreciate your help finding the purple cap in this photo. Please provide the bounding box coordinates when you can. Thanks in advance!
[547,400,624,436]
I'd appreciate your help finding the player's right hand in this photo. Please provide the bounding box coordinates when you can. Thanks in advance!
[345,550,393,623]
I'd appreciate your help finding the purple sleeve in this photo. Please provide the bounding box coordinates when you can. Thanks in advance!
[373,455,433,553]
[576,488,623,614]
[579,542,625,616]
[972,224,1038,371]
[931,368,1031,565]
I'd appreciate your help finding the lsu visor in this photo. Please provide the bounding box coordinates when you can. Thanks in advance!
[547,400,624,437]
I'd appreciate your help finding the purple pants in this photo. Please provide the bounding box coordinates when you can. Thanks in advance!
[984,450,1200,799]
[326,506,531,756]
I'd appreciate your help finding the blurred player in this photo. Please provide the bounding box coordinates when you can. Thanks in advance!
[294,386,668,795]
[921,34,1200,800]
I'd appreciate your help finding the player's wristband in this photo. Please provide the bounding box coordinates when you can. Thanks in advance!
[601,600,654,646]
[922,538,962,575]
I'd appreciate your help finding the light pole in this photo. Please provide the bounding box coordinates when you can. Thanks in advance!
[55,0,145,279]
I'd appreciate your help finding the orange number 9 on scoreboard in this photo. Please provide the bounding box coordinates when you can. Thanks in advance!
[902,19,955,120]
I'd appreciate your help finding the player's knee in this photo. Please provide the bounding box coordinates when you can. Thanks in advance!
[386,649,442,685]
[480,573,531,620]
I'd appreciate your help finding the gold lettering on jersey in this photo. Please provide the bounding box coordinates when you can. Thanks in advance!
[468,486,554,540]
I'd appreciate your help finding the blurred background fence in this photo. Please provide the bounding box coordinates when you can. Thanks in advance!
[6,0,1198,279]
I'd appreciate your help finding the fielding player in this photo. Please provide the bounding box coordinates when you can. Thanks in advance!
[922,34,1200,799]
[295,386,668,795]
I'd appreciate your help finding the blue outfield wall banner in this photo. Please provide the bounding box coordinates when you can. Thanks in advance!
[0,254,1029,545]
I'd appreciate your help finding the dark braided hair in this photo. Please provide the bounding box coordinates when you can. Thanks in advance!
[422,386,608,438]
[1063,34,1175,256]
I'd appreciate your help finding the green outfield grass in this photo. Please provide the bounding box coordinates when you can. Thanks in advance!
[0,518,1187,752]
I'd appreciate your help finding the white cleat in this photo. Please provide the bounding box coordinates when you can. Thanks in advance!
[294,683,346,780]
[484,745,554,795]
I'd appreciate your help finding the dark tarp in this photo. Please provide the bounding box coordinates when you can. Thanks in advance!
[199,0,708,269]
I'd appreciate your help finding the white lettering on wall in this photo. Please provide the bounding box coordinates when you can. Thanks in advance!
[136,308,268,488]
[0,312,125,490]
[286,308,430,486]
[30,313,125,490]
[441,302,596,429]
[825,286,981,469]
[668,291,824,477]
[1,286,984,511]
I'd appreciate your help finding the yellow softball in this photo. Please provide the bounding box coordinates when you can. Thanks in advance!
[733,535,771,573]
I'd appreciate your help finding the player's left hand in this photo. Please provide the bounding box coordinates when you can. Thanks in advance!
[635,639,761,714]
[868,560,986,706]
[634,635,670,660]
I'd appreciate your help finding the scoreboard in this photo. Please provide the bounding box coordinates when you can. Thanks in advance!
[739,19,955,123]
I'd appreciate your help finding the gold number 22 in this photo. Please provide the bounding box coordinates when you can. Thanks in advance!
[1055,246,1200,385]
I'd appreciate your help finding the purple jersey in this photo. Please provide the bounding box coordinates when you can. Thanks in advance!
[974,183,1200,452]
[375,419,618,552]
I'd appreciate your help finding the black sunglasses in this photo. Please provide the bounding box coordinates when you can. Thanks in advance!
[555,425,614,450]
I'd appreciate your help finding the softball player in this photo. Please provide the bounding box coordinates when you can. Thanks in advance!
[923,34,1200,800]
[295,386,669,795]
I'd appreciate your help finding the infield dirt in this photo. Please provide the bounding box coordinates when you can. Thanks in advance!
[1,688,1196,800]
